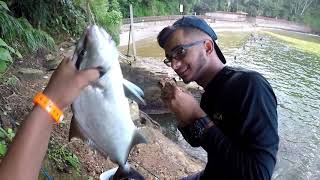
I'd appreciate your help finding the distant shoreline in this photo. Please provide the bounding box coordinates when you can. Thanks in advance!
[119,19,318,47]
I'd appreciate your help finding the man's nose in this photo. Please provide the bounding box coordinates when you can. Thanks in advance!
[171,58,181,70]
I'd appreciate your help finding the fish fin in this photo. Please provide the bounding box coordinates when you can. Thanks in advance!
[69,116,96,147]
[112,162,145,180]
[123,78,146,105]
[121,129,147,166]
[69,116,86,141]
[69,116,107,158]
[131,129,148,149]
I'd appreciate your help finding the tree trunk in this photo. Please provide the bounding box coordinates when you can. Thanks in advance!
[300,0,314,15]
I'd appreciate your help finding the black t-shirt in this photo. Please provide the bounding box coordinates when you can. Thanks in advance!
[200,66,279,180]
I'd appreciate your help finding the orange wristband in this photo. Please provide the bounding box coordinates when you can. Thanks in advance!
[33,92,64,124]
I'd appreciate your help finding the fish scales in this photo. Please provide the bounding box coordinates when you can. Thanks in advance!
[70,25,147,176]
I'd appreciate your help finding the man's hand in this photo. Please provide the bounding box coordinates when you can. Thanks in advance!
[159,78,206,126]
[44,57,100,109]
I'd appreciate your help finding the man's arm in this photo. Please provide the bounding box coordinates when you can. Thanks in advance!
[0,106,53,180]
[0,59,100,180]
[202,74,279,179]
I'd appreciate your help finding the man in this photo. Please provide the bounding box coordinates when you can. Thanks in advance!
[158,16,279,180]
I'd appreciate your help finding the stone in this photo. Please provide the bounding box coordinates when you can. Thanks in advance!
[129,100,140,121]
[44,59,61,70]
[45,54,55,61]
[18,68,43,80]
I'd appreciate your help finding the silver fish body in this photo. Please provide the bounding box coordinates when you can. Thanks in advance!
[70,25,146,171]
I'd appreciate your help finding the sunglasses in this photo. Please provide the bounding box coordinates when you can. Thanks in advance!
[163,40,206,67]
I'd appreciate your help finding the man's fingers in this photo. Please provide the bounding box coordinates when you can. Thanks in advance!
[77,68,100,87]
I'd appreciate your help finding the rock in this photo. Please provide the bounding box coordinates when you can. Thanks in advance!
[59,41,75,49]
[44,59,61,70]
[18,68,44,80]
[128,127,205,178]
[138,110,161,129]
[45,54,55,61]
[129,100,140,121]
[61,46,75,58]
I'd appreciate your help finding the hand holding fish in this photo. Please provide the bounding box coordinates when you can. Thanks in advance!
[44,57,100,109]
[159,78,206,127]
[0,56,101,180]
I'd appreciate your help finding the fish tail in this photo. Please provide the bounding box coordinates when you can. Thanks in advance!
[112,162,145,180]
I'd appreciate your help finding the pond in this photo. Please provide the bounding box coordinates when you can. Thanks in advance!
[125,29,320,180]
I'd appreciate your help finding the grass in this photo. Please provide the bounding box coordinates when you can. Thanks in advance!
[48,144,81,175]
[264,31,320,56]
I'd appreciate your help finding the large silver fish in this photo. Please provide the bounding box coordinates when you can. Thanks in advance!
[70,25,147,179]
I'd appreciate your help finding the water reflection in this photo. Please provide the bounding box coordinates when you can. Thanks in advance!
[129,30,320,179]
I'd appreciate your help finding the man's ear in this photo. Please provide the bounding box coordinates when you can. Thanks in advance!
[205,40,214,55]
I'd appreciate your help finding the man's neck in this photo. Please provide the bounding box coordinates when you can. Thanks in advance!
[196,63,225,88]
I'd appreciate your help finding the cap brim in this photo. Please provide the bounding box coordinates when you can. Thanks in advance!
[213,41,226,64]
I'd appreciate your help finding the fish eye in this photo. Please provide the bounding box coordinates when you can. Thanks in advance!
[79,49,87,57]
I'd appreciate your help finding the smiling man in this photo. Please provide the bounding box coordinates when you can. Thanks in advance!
[157,16,279,180]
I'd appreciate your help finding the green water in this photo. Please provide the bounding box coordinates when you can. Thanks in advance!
[132,31,320,180]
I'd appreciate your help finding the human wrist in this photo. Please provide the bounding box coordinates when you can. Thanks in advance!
[33,92,64,124]
[188,116,214,141]
[178,116,215,147]
[42,89,64,109]
[31,106,53,124]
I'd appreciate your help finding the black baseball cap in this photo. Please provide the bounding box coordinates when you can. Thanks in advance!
[158,16,226,64]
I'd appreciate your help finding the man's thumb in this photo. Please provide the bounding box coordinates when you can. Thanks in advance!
[78,67,103,86]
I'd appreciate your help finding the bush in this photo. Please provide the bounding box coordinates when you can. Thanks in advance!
[0,38,21,74]
[90,0,123,45]
[0,1,55,53]
[11,0,86,37]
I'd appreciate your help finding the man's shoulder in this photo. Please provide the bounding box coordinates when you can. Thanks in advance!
[226,66,261,77]
[206,66,270,94]
[223,66,266,84]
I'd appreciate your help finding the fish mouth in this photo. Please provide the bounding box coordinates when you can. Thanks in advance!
[74,28,90,70]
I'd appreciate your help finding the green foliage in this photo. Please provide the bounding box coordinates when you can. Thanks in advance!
[4,75,19,86]
[185,0,320,31]
[303,2,320,31]
[12,0,86,37]
[0,1,9,11]
[0,141,7,157]
[0,1,55,54]
[48,145,80,174]
[0,38,21,73]
[0,10,23,43]
[90,0,123,45]
[119,0,180,17]
[18,18,55,52]
[0,127,16,157]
